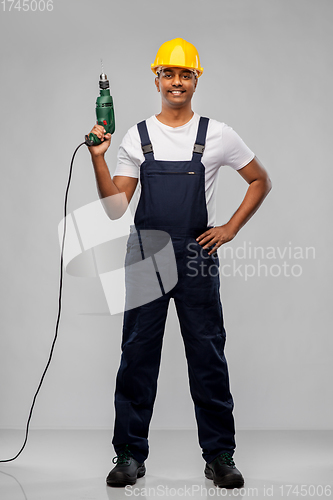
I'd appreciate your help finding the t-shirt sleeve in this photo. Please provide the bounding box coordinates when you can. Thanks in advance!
[113,130,140,178]
[221,124,255,170]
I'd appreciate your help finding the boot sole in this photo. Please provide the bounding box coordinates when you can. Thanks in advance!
[106,465,146,487]
[205,467,244,489]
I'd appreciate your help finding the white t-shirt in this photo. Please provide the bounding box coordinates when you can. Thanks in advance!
[113,112,255,226]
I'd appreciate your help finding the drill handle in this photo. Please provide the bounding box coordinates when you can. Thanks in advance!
[85,134,98,146]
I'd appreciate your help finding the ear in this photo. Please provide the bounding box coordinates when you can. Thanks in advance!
[155,77,160,92]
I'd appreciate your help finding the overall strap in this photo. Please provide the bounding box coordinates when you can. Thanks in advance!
[192,116,209,162]
[137,120,155,160]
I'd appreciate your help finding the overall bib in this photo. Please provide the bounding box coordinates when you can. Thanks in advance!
[112,117,236,464]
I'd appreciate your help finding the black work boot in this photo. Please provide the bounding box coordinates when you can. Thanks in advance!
[106,444,146,487]
[204,452,244,489]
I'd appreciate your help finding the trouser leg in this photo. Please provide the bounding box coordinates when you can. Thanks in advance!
[174,237,236,463]
[112,293,170,464]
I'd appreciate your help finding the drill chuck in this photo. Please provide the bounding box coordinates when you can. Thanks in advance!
[99,73,109,90]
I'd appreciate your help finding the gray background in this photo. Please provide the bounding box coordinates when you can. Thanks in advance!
[0,0,332,433]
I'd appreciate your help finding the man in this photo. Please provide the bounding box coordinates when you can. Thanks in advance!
[87,38,272,489]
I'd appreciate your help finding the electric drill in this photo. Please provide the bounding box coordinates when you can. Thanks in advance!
[85,72,115,146]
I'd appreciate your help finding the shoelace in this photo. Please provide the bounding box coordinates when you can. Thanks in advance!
[112,444,133,465]
[218,452,235,467]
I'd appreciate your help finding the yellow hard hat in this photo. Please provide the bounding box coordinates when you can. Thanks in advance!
[151,38,203,77]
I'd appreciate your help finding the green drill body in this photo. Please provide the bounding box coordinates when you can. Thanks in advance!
[85,73,115,146]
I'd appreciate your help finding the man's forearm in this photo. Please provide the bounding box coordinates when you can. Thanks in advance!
[91,154,120,200]
[227,177,272,235]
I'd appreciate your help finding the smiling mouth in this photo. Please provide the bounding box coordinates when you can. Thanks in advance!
[168,90,185,96]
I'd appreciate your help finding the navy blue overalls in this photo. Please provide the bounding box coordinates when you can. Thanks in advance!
[112,117,236,464]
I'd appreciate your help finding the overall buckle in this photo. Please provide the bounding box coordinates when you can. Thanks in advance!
[142,144,153,154]
[193,144,205,154]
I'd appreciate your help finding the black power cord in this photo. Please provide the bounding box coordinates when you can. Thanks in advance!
[0,141,86,463]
